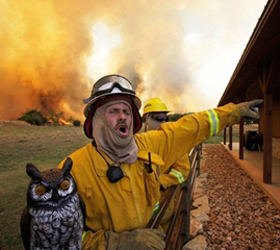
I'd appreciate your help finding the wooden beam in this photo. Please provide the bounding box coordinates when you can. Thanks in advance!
[223,128,227,145]
[239,118,244,159]
[263,93,272,183]
[259,55,280,95]
[258,67,267,94]
[232,89,247,104]
[266,55,280,93]
[229,126,233,150]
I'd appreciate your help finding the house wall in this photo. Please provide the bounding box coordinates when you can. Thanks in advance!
[273,93,280,138]
[259,92,280,138]
[273,138,280,159]
[272,93,280,158]
[258,92,280,159]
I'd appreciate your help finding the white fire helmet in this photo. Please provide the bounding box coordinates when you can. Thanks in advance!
[83,74,142,138]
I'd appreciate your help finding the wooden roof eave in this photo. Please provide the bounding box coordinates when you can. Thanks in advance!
[218,0,280,106]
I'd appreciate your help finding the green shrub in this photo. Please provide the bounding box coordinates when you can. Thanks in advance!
[18,109,47,125]
[73,120,81,127]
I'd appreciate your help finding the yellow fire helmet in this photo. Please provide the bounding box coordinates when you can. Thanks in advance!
[143,97,170,116]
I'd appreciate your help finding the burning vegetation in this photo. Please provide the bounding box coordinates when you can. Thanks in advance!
[47,111,73,126]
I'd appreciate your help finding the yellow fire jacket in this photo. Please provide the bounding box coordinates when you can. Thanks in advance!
[159,153,190,189]
[58,103,239,249]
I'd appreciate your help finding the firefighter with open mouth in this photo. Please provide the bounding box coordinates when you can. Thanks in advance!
[58,74,262,249]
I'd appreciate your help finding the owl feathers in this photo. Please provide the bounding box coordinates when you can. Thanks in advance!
[20,157,86,250]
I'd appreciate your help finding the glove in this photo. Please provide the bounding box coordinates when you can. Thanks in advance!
[237,99,263,119]
[105,228,166,250]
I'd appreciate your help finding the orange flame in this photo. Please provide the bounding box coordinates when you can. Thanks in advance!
[58,117,72,126]
[47,116,72,126]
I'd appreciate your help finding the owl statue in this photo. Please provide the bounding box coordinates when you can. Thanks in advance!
[20,157,86,250]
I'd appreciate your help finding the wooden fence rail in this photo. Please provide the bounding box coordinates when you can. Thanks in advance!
[147,144,202,249]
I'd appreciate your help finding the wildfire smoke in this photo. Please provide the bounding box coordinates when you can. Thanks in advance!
[0,0,265,119]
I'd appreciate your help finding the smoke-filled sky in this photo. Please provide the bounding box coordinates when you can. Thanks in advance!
[0,0,268,120]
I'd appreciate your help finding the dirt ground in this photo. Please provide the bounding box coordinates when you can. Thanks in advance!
[201,144,280,249]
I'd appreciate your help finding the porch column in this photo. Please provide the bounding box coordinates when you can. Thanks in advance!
[239,118,244,159]
[263,93,273,183]
[229,126,233,150]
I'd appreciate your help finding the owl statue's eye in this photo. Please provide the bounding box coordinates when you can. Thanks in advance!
[35,184,47,196]
[60,180,70,190]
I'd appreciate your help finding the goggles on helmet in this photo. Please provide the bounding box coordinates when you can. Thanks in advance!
[83,75,141,118]
[92,81,135,97]
[84,75,136,104]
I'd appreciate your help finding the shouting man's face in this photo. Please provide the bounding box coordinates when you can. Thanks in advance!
[104,103,132,136]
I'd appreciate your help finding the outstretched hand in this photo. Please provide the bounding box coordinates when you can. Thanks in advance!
[237,99,263,119]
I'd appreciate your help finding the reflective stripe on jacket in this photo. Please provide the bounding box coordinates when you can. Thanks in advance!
[159,153,190,189]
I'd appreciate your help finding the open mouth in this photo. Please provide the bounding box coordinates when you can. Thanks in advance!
[117,124,128,135]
